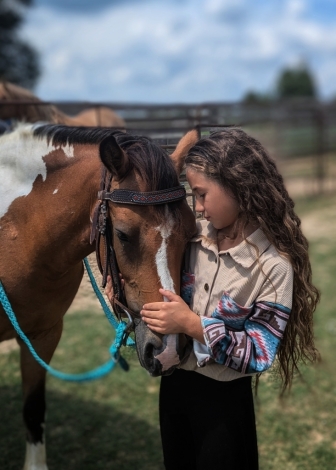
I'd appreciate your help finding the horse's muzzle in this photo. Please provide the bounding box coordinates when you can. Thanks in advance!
[134,321,191,376]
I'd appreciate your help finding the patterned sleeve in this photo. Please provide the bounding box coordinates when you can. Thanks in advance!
[196,295,291,374]
[180,271,195,306]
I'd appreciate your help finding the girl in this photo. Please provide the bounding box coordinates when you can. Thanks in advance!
[139,128,320,470]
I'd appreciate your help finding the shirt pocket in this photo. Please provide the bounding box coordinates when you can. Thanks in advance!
[181,271,195,305]
[212,291,253,331]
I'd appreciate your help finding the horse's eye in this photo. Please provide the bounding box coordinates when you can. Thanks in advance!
[116,229,129,242]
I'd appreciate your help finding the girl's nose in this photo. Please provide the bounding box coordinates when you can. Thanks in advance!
[195,199,204,212]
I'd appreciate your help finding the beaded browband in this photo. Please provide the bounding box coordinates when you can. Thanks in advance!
[98,185,186,205]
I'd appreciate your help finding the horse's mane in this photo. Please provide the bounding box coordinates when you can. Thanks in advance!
[33,124,180,193]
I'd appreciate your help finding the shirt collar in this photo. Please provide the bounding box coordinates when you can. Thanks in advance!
[192,220,271,269]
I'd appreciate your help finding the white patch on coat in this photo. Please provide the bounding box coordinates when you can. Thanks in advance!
[155,208,175,295]
[52,189,58,194]
[23,441,48,470]
[154,334,181,371]
[62,141,74,158]
[0,124,74,219]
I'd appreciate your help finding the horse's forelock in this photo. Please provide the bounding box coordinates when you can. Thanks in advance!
[117,137,179,192]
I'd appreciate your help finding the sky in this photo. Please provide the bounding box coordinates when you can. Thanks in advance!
[20,0,336,103]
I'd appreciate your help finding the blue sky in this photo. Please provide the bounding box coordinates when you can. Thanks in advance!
[21,0,336,103]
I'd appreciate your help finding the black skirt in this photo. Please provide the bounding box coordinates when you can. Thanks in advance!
[159,368,259,470]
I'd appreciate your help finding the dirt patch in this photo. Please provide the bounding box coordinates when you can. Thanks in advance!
[301,204,336,241]
[0,338,18,354]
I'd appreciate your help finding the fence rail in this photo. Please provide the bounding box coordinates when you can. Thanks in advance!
[1,98,336,197]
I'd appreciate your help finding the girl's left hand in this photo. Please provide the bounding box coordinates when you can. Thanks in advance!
[140,288,194,335]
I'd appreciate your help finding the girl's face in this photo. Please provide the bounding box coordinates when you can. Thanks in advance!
[186,168,240,231]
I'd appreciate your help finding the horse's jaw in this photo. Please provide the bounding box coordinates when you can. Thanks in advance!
[134,320,192,376]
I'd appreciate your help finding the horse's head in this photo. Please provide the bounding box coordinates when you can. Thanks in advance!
[99,130,198,376]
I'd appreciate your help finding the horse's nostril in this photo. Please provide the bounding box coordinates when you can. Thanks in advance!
[145,343,154,366]
[143,343,162,377]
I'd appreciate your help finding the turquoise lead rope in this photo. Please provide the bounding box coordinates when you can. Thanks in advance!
[0,257,135,382]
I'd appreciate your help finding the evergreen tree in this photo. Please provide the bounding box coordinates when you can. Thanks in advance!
[242,90,273,105]
[0,0,40,89]
[277,63,317,99]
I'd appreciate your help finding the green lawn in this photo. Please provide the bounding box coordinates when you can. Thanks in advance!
[1,194,336,469]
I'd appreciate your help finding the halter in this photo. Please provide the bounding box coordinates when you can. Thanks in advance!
[90,166,186,334]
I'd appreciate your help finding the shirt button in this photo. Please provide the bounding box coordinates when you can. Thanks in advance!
[204,283,209,292]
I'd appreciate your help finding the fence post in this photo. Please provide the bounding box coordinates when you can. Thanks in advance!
[315,105,326,195]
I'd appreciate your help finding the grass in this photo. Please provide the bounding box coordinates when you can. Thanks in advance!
[1,194,336,469]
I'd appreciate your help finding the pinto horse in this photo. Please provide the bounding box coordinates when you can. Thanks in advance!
[0,81,125,127]
[0,123,198,470]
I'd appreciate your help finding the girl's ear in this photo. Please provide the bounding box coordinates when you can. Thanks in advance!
[170,129,199,175]
[99,135,130,179]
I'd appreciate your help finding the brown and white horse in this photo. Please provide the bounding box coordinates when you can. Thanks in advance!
[0,123,197,469]
[0,81,125,128]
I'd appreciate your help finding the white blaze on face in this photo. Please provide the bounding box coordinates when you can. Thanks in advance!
[23,441,48,470]
[0,124,74,219]
[154,207,181,371]
[155,207,175,295]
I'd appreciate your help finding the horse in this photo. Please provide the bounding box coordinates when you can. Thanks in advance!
[0,81,125,128]
[0,123,198,470]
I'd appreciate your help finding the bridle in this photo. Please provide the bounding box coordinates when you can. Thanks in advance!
[90,166,186,333]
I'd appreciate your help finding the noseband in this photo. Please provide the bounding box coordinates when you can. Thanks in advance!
[90,167,186,333]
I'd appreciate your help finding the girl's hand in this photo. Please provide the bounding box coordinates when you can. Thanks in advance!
[104,274,124,304]
[141,289,204,343]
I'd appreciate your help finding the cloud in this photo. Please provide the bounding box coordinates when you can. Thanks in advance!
[21,0,336,102]
[34,0,142,13]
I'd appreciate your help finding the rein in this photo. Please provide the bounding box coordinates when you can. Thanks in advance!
[90,166,186,333]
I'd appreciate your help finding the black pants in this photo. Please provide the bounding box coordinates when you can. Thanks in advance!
[159,369,259,470]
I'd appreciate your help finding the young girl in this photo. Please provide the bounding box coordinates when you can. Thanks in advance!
[139,128,320,470]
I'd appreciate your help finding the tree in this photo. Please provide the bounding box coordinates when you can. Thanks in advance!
[242,90,273,105]
[276,63,317,99]
[0,0,40,89]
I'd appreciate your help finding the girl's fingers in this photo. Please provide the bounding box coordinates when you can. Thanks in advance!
[159,289,181,302]
[142,302,169,312]
[142,317,162,328]
[141,306,164,316]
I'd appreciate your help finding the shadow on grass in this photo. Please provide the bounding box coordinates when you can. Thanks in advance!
[0,385,164,470]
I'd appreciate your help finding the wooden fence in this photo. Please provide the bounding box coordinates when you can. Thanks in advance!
[1,99,336,197]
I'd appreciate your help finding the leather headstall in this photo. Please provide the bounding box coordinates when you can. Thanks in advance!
[90,166,186,327]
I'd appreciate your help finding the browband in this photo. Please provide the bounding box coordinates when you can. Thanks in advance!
[98,185,186,205]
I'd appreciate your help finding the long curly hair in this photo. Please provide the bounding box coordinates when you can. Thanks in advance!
[185,128,320,392]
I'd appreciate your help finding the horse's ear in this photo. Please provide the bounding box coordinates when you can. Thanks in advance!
[99,135,130,179]
[170,129,199,175]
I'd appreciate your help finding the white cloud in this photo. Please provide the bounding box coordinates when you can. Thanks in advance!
[21,0,336,102]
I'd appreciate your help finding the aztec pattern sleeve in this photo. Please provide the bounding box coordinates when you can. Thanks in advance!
[180,271,195,305]
[197,293,291,373]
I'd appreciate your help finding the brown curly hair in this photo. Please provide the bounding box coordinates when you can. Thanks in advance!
[185,128,320,393]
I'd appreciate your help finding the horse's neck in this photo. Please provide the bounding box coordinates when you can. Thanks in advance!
[1,140,101,275]
[38,147,101,267]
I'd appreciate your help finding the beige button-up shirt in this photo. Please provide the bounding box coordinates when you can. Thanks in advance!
[179,220,293,382]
